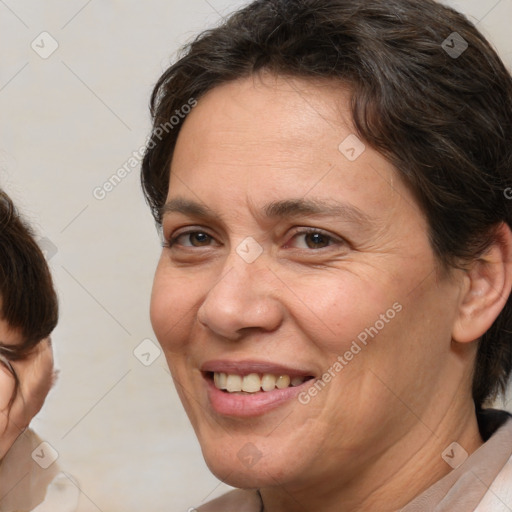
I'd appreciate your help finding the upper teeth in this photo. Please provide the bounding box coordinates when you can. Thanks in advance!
[213,372,307,393]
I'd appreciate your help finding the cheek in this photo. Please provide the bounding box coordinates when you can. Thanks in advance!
[149,265,198,353]
[287,271,400,356]
[0,365,16,411]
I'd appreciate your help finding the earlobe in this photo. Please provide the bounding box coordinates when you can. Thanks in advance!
[452,223,512,344]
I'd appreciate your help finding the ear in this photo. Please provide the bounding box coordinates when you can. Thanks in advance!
[452,223,512,343]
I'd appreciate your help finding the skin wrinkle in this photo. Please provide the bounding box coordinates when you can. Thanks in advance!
[162,196,378,249]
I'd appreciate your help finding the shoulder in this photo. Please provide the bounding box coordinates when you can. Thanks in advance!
[196,489,261,512]
[0,429,61,510]
[476,450,512,510]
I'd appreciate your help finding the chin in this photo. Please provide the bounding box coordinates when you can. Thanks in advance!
[201,441,295,489]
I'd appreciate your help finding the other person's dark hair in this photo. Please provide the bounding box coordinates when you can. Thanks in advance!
[0,190,58,409]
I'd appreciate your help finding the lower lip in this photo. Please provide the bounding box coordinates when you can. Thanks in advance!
[205,376,313,417]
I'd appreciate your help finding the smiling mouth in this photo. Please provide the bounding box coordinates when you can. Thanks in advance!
[206,371,315,393]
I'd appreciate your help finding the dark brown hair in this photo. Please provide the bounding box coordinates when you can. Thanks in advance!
[141,0,512,408]
[0,190,58,407]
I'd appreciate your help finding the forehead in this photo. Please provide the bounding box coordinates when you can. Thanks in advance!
[0,320,23,348]
[167,74,421,223]
[173,74,353,167]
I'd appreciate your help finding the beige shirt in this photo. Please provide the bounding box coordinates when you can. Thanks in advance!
[403,410,512,511]
[197,410,512,512]
[0,430,79,512]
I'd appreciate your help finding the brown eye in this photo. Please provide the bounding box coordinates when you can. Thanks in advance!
[169,231,215,248]
[304,232,331,249]
[187,232,211,247]
[288,229,338,250]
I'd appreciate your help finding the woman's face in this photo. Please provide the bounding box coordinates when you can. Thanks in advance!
[0,321,54,457]
[151,75,470,491]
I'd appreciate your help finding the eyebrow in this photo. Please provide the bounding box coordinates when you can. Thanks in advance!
[161,197,222,221]
[262,198,370,225]
[160,197,371,225]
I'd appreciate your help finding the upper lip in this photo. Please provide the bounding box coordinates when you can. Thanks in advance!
[200,359,315,377]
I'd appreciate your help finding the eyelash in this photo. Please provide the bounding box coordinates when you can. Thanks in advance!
[163,230,215,249]
[163,227,344,250]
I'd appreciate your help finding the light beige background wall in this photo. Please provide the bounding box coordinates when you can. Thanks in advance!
[0,1,511,511]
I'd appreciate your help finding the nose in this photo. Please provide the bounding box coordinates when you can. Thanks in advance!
[196,254,284,341]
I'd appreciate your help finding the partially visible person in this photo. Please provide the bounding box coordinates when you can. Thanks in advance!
[0,189,76,511]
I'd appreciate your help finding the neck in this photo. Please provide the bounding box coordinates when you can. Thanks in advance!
[259,401,483,512]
